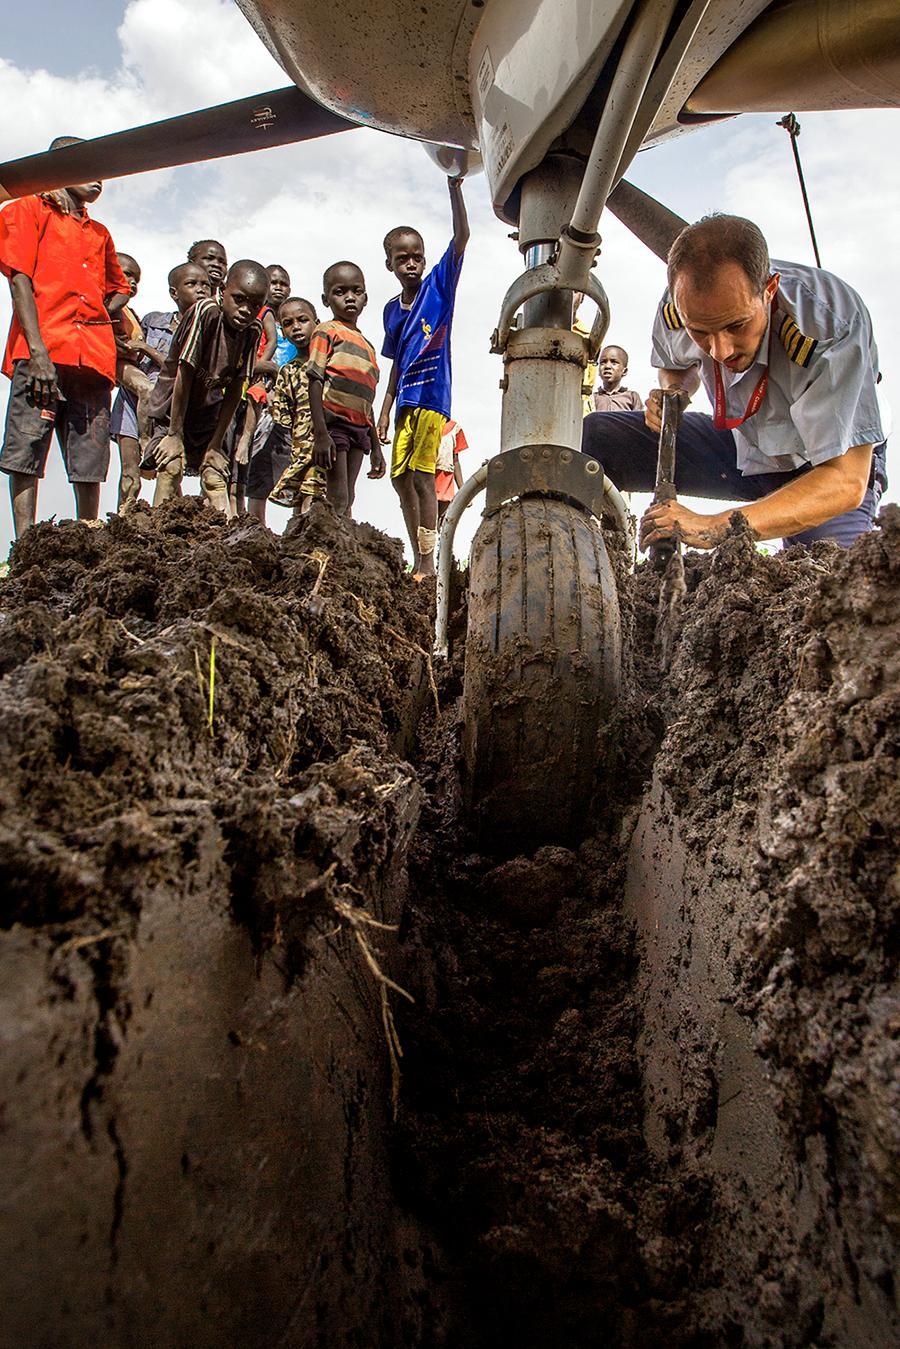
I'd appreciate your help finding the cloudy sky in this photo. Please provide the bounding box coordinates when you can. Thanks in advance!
[0,0,896,559]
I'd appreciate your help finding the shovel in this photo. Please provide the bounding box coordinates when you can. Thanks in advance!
[649,389,682,572]
[650,390,687,664]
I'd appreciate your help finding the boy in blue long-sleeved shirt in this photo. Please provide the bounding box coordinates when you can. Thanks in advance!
[376,177,468,579]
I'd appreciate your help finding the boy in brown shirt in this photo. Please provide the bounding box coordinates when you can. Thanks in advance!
[147,259,268,514]
[592,345,644,413]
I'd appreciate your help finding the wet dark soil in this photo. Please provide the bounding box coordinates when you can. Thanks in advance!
[1,497,431,949]
[1,501,898,1346]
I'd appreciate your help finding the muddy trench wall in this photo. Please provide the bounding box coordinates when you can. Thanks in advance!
[1,501,898,1347]
[623,517,900,1346]
[0,503,444,1349]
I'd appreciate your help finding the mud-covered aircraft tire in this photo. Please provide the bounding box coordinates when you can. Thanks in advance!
[462,495,622,851]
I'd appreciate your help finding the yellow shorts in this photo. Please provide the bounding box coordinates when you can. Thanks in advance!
[390,406,445,478]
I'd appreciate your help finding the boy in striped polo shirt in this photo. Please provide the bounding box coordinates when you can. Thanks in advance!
[307,261,385,518]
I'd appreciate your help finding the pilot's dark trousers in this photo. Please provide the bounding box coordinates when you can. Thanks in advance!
[582,410,888,548]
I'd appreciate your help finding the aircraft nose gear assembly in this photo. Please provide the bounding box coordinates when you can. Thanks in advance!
[434,0,685,848]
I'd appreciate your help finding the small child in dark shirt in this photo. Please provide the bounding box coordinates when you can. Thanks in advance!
[112,259,210,508]
[306,262,385,518]
[147,259,268,514]
[592,345,644,413]
[232,262,292,521]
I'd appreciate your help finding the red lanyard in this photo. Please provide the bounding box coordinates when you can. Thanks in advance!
[712,320,774,430]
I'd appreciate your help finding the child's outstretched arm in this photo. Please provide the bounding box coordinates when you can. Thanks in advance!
[376,362,398,443]
[449,176,470,256]
[257,309,277,365]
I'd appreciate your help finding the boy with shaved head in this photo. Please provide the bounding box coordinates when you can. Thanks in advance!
[147,258,268,514]
[0,135,131,536]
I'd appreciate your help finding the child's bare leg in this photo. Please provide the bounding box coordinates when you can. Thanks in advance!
[200,447,234,517]
[9,472,38,538]
[247,496,267,524]
[119,364,153,447]
[344,448,366,519]
[392,470,421,567]
[231,402,258,516]
[326,453,351,516]
[412,469,438,578]
[117,435,142,510]
[73,482,101,521]
[153,438,184,505]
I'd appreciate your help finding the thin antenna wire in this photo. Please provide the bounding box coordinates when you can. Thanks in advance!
[777,113,822,268]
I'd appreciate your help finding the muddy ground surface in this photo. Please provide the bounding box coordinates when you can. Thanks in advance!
[1,499,897,1346]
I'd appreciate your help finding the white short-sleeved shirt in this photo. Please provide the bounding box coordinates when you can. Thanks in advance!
[651,260,884,476]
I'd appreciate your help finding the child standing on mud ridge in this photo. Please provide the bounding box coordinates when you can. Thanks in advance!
[234,262,296,525]
[306,262,385,518]
[230,289,278,516]
[146,259,268,515]
[0,137,132,537]
[268,298,325,512]
[377,176,469,579]
[113,260,212,510]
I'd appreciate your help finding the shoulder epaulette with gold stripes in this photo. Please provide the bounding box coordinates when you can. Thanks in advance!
[662,299,683,330]
[777,311,818,367]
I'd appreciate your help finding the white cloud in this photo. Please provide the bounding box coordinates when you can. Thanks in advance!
[0,3,896,558]
[117,0,284,114]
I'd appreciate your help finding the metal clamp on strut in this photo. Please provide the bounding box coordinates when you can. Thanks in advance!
[492,266,610,359]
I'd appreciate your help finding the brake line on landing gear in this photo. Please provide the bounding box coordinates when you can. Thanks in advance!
[777,113,822,269]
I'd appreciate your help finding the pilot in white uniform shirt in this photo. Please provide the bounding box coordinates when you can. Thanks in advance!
[582,257,887,549]
[651,260,884,478]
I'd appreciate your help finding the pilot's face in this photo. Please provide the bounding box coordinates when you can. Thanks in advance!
[674,262,779,373]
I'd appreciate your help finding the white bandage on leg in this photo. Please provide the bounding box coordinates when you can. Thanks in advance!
[417,525,438,556]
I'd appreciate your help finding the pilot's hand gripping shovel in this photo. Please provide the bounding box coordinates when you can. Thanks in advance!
[650,390,687,664]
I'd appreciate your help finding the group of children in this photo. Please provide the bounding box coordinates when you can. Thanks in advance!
[0,141,644,574]
[0,148,472,580]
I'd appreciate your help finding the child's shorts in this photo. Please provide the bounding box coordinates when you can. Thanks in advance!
[245,411,293,499]
[269,441,326,507]
[111,386,139,441]
[143,416,217,477]
[390,406,444,478]
[435,469,456,502]
[330,422,371,456]
[0,361,112,483]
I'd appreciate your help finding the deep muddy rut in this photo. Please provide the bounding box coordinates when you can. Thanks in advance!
[1,500,897,1347]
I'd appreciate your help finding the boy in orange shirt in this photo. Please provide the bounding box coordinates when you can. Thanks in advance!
[307,262,385,517]
[0,136,131,536]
